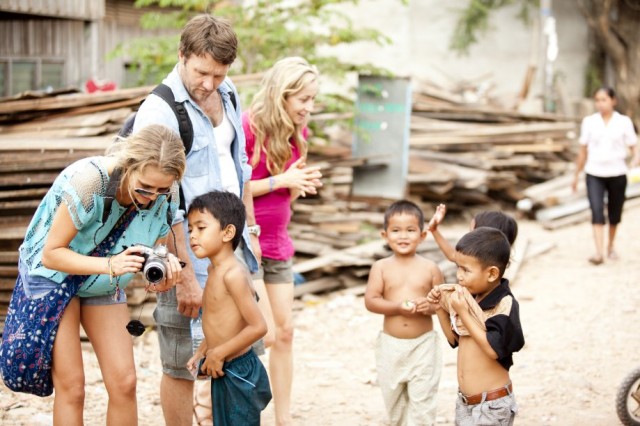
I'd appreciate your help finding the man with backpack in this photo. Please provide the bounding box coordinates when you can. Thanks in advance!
[131,14,262,426]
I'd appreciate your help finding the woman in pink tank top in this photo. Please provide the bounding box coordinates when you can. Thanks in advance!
[242,57,322,425]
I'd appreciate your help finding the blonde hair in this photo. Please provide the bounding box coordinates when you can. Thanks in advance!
[110,124,186,192]
[249,57,319,174]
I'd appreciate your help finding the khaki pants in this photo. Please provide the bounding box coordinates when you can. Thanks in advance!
[375,330,442,426]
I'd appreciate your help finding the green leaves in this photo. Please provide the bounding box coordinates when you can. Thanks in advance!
[450,0,538,55]
[113,0,393,85]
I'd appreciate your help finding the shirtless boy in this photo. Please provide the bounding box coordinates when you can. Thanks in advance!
[364,200,444,425]
[186,191,271,425]
[427,226,525,426]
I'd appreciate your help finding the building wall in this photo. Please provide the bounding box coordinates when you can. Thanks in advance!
[325,0,589,112]
[0,15,88,94]
[0,0,104,20]
[0,0,177,95]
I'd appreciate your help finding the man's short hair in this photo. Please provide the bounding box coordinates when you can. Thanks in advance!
[180,14,237,65]
[188,191,245,250]
[383,200,425,230]
[455,227,511,277]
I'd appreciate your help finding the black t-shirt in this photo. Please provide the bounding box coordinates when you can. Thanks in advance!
[479,278,525,370]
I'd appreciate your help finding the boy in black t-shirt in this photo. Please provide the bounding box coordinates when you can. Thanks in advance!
[425,226,525,425]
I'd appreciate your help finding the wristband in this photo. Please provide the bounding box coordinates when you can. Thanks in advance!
[269,176,275,192]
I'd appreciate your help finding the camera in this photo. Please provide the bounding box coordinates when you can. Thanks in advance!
[133,243,169,284]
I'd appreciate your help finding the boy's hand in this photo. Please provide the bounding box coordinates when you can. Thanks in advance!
[427,204,447,232]
[413,296,437,315]
[450,286,466,313]
[400,299,417,314]
[186,353,204,378]
[204,348,225,378]
[426,287,441,305]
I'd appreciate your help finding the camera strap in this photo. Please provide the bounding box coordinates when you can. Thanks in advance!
[102,167,123,225]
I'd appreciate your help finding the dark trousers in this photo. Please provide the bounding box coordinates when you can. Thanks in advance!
[586,173,627,225]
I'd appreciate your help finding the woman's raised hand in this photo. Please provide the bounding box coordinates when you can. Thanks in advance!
[281,157,323,196]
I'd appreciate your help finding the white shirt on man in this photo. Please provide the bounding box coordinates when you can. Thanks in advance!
[214,108,241,195]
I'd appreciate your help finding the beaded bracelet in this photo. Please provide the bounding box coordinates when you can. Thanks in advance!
[268,176,275,192]
[107,256,114,286]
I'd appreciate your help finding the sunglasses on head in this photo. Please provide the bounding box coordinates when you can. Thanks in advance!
[134,187,172,198]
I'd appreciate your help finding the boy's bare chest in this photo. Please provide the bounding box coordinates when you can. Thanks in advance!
[382,271,432,295]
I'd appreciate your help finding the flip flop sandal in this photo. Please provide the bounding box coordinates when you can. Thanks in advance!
[608,250,619,260]
[588,256,603,265]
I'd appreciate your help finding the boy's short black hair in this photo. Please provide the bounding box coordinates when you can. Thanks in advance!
[383,200,424,230]
[187,190,246,250]
[455,227,511,278]
[473,211,518,246]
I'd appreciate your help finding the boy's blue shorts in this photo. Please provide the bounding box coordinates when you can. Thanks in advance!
[211,349,272,426]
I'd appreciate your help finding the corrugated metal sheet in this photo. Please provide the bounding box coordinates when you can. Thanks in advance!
[0,0,105,20]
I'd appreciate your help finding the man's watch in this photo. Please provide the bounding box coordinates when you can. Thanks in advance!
[247,224,261,237]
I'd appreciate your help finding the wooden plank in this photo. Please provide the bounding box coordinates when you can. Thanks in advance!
[543,196,640,230]
[0,86,153,114]
[0,188,49,200]
[0,171,60,186]
[0,136,112,151]
[293,277,342,298]
[0,251,19,263]
[0,108,131,133]
[293,239,386,274]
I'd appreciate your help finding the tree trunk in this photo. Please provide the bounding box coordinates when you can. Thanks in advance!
[578,0,640,129]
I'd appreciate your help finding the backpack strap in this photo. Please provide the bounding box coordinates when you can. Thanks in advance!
[151,84,194,155]
[151,84,194,214]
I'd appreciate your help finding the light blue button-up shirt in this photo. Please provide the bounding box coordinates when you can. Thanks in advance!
[133,66,258,282]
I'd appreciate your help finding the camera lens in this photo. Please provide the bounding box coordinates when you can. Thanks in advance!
[144,258,166,284]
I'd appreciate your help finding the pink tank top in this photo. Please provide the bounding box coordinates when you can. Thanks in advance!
[242,112,306,261]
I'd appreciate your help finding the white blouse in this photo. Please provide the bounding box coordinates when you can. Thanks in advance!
[580,111,638,177]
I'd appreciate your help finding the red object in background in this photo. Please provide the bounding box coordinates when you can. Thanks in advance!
[85,78,117,93]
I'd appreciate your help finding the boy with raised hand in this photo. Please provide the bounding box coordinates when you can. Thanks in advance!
[426,227,525,426]
[365,200,444,425]
[186,191,271,425]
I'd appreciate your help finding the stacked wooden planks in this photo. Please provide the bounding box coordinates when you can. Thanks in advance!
[0,79,581,331]
[406,85,580,214]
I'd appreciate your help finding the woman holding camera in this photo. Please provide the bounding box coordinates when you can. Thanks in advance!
[2,124,186,425]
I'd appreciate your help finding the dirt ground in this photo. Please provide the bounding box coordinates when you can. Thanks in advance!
[2,206,639,426]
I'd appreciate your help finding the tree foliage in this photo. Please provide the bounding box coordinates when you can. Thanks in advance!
[111,0,392,83]
[449,0,538,55]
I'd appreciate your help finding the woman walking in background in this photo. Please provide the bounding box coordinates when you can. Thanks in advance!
[243,57,322,425]
[572,87,639,265]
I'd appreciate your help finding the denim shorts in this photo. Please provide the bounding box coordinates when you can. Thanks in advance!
[252,257,293,284]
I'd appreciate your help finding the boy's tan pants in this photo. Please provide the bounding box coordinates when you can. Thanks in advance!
[375,330,442,426]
